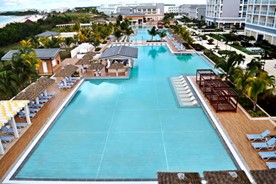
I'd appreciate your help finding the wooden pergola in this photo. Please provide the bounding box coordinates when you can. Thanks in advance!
[196,69,238,112]
[196,69,220,88]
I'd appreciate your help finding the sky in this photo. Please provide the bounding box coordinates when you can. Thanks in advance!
[0,0,207,12]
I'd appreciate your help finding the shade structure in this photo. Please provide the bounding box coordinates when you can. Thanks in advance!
[99,46,138,59]
[24,83,45,101]
[55,64,78,78]
[109,62,125,69]
[75,58,91,65]
[36,77,55,90]
[157,172,201,184]
[204,170,251,184]
[90,62,104,70]
[0,100,29,127]
[250,170,276,184]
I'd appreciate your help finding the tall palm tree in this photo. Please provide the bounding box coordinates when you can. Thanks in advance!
[246,57,264,72]
[215,53,245,81]
[147,26,158,40]
[158,31,167,41]
[234,67,256,94]
[125,27,134,42]
[0,70,18,99]
[114,28,122,42]
[247,71,275,111]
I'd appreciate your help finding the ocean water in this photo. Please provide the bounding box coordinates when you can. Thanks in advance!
[0,16,24,27]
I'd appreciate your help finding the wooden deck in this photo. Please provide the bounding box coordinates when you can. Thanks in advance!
[0,81,78,181]
[191,77,276,170]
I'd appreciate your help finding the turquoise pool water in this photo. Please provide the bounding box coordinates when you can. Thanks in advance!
[130,26,165,41]
[14,46,236,180]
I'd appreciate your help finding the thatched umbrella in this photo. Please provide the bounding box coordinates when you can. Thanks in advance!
[55,64,78,78]
[250,170,276,184]
[82,54,93,60]
[14,92,28,100]
[91,62,104,71]
[109,63,125,76]
[86,52,96,58]
[24,83,45,102]
[157,172,201,184]
[36,77,55,96]
[204,170,251,184]
[75,58,91,65]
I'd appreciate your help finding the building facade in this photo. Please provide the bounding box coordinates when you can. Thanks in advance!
[164,4,180,13]
[245,0,276,45]
[179,4,206,20]
[205,0,247,28]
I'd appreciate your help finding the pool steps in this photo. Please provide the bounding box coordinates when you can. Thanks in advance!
[170,75,199,107]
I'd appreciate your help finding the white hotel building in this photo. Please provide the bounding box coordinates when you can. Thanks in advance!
[245,0,276,45]
[205,0,247,29]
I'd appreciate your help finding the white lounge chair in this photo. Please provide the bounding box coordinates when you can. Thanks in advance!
[266,162,276,169]
[252,137,276,150]
[259,151,276,161]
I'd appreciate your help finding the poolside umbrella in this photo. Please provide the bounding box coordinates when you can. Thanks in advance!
[55,64,78,78]
[82,54,93,60]
[90,62,104,76]
[36,77,55,96]
[109,63,125,76]
[204,170,251,184]
[157,172,201,184]
[75,58,91,65]
[25,83,45,103]
[86,52,96,58]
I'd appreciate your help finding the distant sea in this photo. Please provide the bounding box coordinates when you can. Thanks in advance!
[0,15,25,27]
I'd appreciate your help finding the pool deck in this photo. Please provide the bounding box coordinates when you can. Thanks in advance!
[0,47,276,182]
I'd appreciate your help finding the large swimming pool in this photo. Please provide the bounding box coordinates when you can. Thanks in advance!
[130,26,165,41]
[12,46,236,181]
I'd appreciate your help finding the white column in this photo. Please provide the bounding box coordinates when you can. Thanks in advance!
[35,97,40,104]
[63,79,67,87]
[24,105,32,125]
[116,69,118,76]
[43,90,48,96]
[11,117,19,138]
[0,142,4,154]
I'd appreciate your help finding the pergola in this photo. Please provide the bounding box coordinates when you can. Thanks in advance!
[204,170,251,184]
[203,79,238,112]
[196,69,219,88]
[196,69,238,112]
[55,64,78,78]
[0,100,30,154]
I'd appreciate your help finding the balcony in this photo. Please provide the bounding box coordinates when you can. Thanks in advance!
[266,22,274,27]
[260,11,267,15]
[259,21,266,25]
[268,12,275,16]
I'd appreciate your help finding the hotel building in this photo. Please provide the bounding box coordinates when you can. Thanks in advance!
[205,0,247,29]
[245,0,276,45]
[180,4,206,20]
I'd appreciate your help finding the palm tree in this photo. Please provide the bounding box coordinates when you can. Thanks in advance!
[234,67,256,94]
[246,57,264,72]
[0,69,18,99]
[215,53,245,81]
[147,26,158,41]
[158,31,167,41]
[114,28,122,42]
[125,27,134,42]
[247,71,275,111]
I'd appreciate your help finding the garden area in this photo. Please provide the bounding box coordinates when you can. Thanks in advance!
[208,33,276,58]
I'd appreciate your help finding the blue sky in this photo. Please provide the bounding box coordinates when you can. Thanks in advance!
[0,0,206,12]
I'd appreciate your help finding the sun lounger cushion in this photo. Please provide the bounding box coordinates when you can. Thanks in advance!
[266,162,276,169]
[247,130,270,141]
[259,151,276,161]
[252,137,276,150]
[0,136,14,142]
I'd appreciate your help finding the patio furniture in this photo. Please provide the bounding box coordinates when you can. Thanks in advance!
[246,130,270,142]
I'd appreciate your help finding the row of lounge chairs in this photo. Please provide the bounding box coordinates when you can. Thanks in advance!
[171,75,198,106]
[18,92,54,119]
[58,77,77,89]
[246,130,276,169]
[173,42,185,52]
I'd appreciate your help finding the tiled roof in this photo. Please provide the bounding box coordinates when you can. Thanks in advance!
[1,48,60,60]
[99,46,138,59]
[55,64,78,77]
[35,31,60,37]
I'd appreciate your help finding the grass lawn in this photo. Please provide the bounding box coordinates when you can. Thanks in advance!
[229,44,257,55]
[208,34,226,42]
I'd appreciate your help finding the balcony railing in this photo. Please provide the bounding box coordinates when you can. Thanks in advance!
[259,21,266,25]
[268,12,275,16]
[266,23,274,27]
